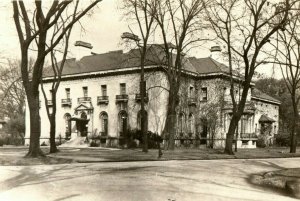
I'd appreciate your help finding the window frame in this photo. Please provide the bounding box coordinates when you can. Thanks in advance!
[201,87,208,101]
[120,83,126,95]
[65,88,70,99]
[83,86,88,97]
[101,85,107,96]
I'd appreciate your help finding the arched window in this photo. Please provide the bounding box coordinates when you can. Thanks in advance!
[100,112,108,136]
[119,111,128,137]
[64,113,71,138]
[81,112,87,119]
[178,112,185,134]
[188,113,195,134]
[137,110,148,131]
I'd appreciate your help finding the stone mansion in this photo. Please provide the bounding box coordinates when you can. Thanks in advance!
[25,44,280,148]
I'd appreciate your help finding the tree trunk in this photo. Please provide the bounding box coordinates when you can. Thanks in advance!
[234,124,238,152]
[290,128,297,153]
[140,66,148,153]
[164,83,178,150]
[49,114,58,153]
[224,116,239,155]
[25,93,44,157]
[49,94,59,153]
[290,96,298,153]
[225,79,251,155]
[141,109,148,152]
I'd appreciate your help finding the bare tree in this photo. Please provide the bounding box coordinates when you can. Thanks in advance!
[154,0,209,150]
[121,0,157,153]
[13,0,102,157]
[205,0,292,154]
[0,59,28,117]
[268,5,300,153]
[40,1,80,154]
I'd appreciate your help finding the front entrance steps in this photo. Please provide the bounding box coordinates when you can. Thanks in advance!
[60,136,89,148]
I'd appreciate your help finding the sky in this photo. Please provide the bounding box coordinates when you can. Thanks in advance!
[0,0,280,79]
[0,1,131,61]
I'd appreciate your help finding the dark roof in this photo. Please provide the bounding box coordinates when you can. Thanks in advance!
[188,57,229,74]
[44,46,169,77]
[43,47,229,77]
[252,88,281,104]
[44,50,138,77]
[44,44,233,77]
[259,115,276,122]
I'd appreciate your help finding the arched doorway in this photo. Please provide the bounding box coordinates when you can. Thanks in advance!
[77,112,88,136]
[100,112,108,136]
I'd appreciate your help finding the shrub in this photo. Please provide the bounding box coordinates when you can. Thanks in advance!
[124,129,162,149]
[0,133,24,146]
[147,131,163,149]
[275,134,290,147]
[257,134,272,148]
[5,115,25,136]
[90,140,100,147]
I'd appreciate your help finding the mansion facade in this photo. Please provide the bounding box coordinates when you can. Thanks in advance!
[25,45,280,148]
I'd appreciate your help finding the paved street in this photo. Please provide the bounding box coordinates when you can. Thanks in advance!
[0,158,299,201]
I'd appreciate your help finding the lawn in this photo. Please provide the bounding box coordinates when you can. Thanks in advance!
[1,146,300,165]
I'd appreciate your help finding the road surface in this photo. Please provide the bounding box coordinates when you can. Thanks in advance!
[0,158,299,201]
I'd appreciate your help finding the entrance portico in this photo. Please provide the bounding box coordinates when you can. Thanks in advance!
[69,102,94,138]
[70,117,90,137]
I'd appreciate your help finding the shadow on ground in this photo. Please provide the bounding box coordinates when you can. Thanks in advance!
[247,163,300,199]
[0,163,157,193]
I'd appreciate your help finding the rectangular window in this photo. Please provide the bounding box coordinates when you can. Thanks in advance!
[83,87,88,97]
[201,87,207,101]
[101,85,107,96]
[65,88,70,99]
[120,83,126,95]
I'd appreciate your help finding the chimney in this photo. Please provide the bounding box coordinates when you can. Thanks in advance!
[210,45,222,61]
[72,41,93,61]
